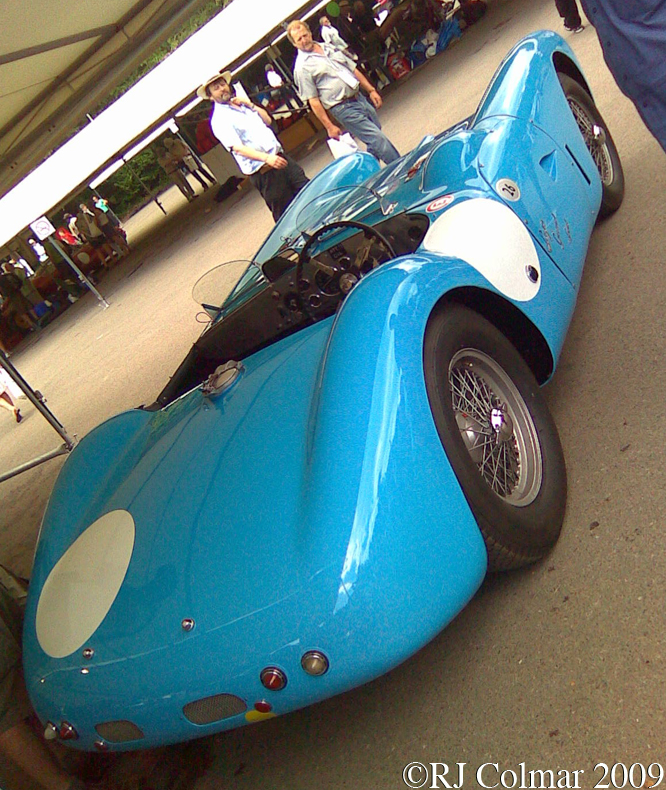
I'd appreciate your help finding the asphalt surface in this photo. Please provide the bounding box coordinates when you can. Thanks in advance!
[2,0,666,788]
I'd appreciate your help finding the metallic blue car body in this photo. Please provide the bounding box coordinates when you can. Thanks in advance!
[23,32,608,751]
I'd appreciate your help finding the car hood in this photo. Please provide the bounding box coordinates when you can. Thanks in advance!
[28,319,340,663]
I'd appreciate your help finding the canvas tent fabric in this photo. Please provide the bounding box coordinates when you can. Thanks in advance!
[0,0,315,248]
[0,0,213,194]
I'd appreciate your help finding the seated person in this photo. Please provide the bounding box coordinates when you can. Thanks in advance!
[3,262,52,317]
[75,205,116,269]
[0,569,90,790]
[0,267,38,332]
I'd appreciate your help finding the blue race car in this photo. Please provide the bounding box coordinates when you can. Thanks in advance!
[23,31,623,752]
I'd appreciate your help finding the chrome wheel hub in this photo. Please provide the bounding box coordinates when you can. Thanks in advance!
[591,124,606,145]
[448,349,542,506]
[490,406,514,441]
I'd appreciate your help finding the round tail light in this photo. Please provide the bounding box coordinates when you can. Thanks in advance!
[301,651,329,676]
[260,667,287,691]
[59,721,79,740]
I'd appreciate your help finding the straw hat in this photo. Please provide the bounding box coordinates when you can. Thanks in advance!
[196,70,232,100]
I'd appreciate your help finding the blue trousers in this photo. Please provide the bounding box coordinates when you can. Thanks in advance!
[329,94,401,164]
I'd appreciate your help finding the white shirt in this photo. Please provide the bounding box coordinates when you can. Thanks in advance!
[266,69,283,88]
[321,25,349,51]
[30,241,48,262]
[210,102,281,175]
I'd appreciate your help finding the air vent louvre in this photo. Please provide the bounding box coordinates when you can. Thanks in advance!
[95,720,144,743]
[183,693,247,725]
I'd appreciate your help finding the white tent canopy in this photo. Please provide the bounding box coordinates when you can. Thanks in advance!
[0,0,314,248]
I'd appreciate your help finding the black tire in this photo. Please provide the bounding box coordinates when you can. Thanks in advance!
[558,73,624,218]
[424,305,567,571]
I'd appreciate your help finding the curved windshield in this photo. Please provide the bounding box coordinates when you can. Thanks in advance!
[289,147,440,251]
[192,260,261,319]
[298,185,383,235]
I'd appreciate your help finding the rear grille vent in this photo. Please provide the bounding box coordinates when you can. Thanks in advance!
[95,720,144,743]
[183,693,247,725]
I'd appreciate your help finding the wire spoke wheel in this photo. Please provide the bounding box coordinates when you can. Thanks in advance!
[558,73,624,218]
[449,349,543,507]
[567,96,614,185]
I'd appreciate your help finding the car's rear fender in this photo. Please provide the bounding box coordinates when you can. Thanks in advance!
[473,30,603,198]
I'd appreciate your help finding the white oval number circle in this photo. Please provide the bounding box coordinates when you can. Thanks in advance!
[36,510,135,658]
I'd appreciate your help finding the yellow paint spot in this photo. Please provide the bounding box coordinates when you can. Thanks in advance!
[245,710,277,723]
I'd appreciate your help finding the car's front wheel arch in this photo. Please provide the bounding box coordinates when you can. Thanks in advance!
[423,302,566,570]
[431,287,555,385]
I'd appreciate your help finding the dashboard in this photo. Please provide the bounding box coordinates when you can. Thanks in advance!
[153,212,429,407]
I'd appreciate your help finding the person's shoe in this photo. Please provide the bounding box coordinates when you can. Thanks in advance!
[15,409,22,423]
[566,23,584,32]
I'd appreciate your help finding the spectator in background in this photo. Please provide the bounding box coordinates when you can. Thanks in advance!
[88,200,129,258]
[265,64,284,88]
[320,15,358,59]
[0,265,39,331]
[164,137,216,191]
[265,63,301,111]
[54,222,81,250]
[4,261,52,316]
[351,0,379,35]
[0,368,23,422]
[9,255,34,277]
[93,196,121,227]
[289,19,400,164]
[554,0,584,32]
[65,213,82,244]
[28,238,49,263]
[197,70,309,221]
[336,0,371,55]
[76,204,116,267]
[157,144,197,202]
[580,0,666,152]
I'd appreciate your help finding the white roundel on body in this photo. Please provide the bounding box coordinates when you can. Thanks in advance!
[421,197,541,301]
[36,510,135,658]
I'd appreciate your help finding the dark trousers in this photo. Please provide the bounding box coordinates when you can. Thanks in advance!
[249,154,309,221]
[555,0,582,29]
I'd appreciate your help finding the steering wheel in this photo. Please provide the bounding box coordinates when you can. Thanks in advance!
[295,220,396,317]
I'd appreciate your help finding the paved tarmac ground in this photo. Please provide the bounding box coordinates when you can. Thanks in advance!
[2,0,666,787]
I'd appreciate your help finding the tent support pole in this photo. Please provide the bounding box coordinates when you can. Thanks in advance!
[0,445,72,484]
[50,237,110,308]
[0,350,77,482]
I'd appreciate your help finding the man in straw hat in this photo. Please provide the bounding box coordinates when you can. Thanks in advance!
[197,71,309,220]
